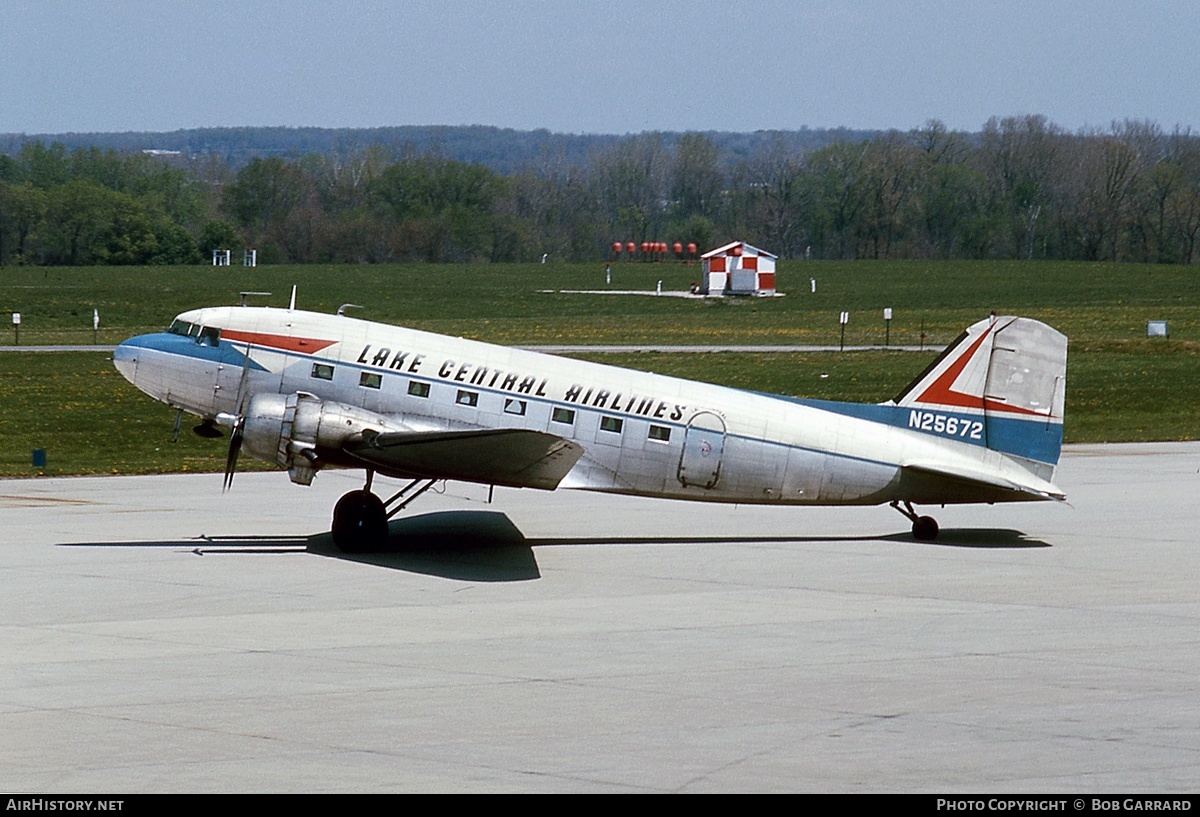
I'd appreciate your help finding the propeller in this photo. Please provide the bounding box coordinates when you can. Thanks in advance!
[220,340,255,492]
[223,415,245,492]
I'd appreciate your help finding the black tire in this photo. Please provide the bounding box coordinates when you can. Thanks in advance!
[912,515,939,541]
[332,490,388,552]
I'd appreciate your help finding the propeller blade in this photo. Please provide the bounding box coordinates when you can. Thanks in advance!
[223,416,244,492]
[220,340,253,487]
[233,344,252,413]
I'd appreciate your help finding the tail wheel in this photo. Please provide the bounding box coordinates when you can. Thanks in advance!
[891,500,940,541]
[332,490,388,552]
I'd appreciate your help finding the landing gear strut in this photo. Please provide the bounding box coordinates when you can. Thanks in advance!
[891,500,939,541]
[330,474,439,553]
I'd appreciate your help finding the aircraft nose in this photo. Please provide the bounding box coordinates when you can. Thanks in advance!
[112,338,139,384]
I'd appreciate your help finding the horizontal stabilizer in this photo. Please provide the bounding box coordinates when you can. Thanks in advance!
[343,428,584,490]
[899,462,1066,505]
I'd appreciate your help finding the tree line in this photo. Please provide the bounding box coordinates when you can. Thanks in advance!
[2,115,1199,267]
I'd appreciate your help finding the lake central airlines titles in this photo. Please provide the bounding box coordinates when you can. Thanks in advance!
[354,343,689,421]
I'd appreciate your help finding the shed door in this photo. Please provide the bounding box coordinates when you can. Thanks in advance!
[677,411,726,489]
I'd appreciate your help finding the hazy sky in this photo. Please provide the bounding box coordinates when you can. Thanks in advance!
[3,0,1197,135]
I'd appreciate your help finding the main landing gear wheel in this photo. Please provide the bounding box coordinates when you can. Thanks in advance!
[332,490,388,553]
[911,515,939,542]
[891,500,940,541]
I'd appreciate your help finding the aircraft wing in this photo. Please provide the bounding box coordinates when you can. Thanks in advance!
[342,428,584,490]
[899,461,1066,504]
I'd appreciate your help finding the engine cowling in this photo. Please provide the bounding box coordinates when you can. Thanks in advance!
[241,391,408,485]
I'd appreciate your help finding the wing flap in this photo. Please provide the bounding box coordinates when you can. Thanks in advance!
[343,428,584,490]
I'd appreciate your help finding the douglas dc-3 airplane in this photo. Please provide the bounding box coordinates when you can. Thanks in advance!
[113,299,1067,551]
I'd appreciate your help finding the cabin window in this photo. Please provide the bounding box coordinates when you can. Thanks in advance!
[504,398,526,416]
[648,425,671,442]
[360,372,382,389]
[408,380,430,398]
[599,416,623,434]
[551,407,575,425]
[311,363,334,381]
[456,390,478,407]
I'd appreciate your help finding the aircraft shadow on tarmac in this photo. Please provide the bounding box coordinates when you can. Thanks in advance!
[61,511,1050,582]
[307,510,540,581]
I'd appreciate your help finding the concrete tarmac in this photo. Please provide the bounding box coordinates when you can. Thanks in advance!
[2,442,1199,793]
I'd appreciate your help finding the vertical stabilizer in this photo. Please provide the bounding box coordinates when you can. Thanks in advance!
[890,316,1066,468]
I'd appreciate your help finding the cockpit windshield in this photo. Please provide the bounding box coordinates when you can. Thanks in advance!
[168,319,220,346]
[168,319,198,337]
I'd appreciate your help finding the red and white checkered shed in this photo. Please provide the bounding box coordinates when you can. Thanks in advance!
[700,241,777,294]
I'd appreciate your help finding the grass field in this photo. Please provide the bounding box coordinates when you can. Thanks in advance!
[0,259,1196,476]
[2,259,1199,346]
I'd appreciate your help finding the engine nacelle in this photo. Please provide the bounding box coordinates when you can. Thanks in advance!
[242,392,408,485]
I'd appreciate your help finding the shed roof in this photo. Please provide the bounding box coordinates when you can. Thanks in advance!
[700,241,778,260]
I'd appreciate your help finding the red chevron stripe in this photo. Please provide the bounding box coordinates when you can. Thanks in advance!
[915,323,1043,416]
[221,329,338,354]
